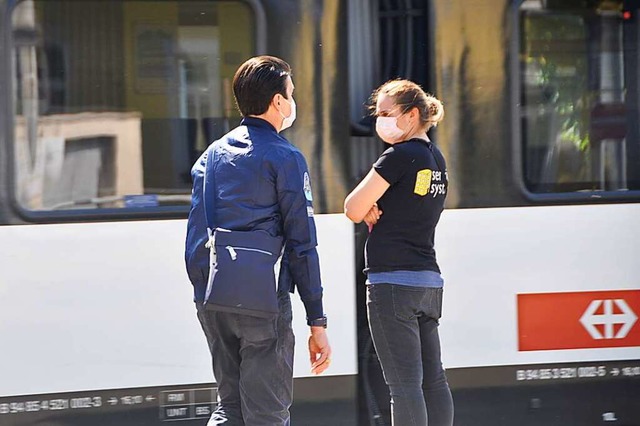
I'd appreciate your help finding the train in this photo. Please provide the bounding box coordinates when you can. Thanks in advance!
[0,0,639,425]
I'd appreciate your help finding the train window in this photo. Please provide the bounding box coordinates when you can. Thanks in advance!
[11,1,256,213]
[519,0,640,195]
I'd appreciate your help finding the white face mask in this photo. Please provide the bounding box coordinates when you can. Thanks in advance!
[375,116,404,142]
[280,96,297,131]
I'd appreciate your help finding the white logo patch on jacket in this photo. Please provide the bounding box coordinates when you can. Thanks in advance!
[303,172,313,201]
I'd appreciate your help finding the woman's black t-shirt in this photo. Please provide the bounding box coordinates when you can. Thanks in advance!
[365,138,448,274]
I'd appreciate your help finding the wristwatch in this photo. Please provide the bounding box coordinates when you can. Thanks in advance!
[307,315,327,328]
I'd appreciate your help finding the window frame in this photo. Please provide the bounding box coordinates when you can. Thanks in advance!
[5,0,266,224]
[511,0,640,203]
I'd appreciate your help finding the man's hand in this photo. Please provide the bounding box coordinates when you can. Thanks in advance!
[308,327,332,375]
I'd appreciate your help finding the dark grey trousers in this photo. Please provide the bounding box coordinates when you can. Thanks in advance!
[367,284,454,426]
[197,289,295,426]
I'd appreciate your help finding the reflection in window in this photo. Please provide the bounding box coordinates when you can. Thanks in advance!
[520,0,640,194]
[12,1,255,211]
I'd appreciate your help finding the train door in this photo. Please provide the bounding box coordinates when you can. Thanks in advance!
[347,1,436,424]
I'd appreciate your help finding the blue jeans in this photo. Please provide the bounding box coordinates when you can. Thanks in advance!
[367,284,454,426]
[197,289,295,426]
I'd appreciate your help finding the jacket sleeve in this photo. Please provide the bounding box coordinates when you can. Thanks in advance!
[185,148,211,302]
[276,150,324,321]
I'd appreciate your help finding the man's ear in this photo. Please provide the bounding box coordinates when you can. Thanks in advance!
[272,93,282,108]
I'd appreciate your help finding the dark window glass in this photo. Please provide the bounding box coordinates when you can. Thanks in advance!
[520,0,640,194]
[11,1,255,211]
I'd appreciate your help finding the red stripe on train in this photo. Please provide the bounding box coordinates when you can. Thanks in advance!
[517,290,640,351]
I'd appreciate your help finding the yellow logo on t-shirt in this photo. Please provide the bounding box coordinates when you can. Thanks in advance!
[414,169,432,196]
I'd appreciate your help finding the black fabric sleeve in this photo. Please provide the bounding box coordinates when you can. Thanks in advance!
[373,146,407,185]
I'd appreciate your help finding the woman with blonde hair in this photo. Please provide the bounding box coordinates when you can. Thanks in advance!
[345,79,453,426]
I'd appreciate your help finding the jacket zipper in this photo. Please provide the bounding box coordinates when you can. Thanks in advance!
[225,246,273,261]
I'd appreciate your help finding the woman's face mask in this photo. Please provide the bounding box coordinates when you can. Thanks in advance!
[375,115,404,142]
[280,96,297,131]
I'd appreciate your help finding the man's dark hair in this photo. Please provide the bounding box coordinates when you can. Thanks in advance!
[233,56,291,117]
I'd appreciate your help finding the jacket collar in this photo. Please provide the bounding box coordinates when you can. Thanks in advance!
[241,116,278,133]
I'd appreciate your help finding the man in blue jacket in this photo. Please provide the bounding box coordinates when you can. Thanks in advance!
[185,56,331,426]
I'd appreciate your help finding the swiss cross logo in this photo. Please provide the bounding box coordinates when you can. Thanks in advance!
[580,299,637,339]
[518,290,640,351]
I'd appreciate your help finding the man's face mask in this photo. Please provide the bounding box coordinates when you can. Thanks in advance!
[280,96,297,131]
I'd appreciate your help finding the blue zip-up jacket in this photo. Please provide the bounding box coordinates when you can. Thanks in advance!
[184,117,324,320]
